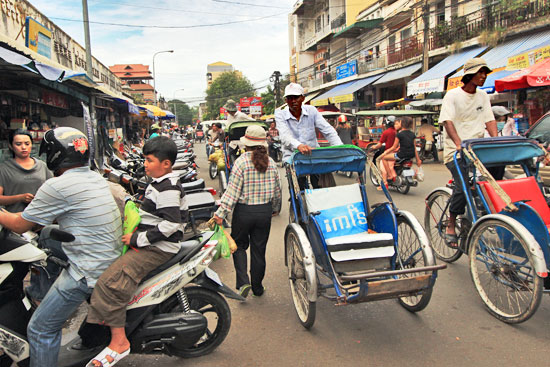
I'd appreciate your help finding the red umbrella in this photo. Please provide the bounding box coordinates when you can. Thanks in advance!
[495,58,550,92]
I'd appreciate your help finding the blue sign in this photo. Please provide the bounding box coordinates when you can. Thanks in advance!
[315,202,367,239]
[336,60,357,80]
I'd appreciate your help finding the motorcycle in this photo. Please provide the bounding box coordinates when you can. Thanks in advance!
[416,133,439,161]
[269,137,283,164]
[0,227,242,367]
[368,146,418,195]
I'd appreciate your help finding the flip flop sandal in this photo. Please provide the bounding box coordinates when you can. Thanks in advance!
[444,233,459,249]
[86,346,130,367]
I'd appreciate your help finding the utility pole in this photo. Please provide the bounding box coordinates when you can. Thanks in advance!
[82,0,93,78]
[422,0,430,73]
[82,0,97,163]
[270,71,282,110]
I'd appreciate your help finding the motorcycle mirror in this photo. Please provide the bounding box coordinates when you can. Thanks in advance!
[49,228,76,243]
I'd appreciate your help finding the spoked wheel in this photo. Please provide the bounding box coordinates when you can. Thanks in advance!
[285,225,316,329]
[160,287,231,357]
[424,190,462,263]
[209,162,218,179]
[468,218,543,324]
[396,214,434,312]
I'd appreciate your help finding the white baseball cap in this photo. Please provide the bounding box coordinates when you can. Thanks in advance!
[284,83,304,97]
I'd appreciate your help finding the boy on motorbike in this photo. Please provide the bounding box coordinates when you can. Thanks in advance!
[86,136,189,367]
[0,127,122,367]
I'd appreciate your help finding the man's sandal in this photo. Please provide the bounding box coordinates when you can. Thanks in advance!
[86,346,130,367]
[444,233,459,249]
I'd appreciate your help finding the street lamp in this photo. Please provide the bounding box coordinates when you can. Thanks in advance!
[172,88,185,123]
[152,50,174,106]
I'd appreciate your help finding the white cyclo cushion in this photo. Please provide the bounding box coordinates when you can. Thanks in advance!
[304,183,395,262]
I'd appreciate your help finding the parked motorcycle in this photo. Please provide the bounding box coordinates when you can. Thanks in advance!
[269,137,283,164]
[0,228,241,367]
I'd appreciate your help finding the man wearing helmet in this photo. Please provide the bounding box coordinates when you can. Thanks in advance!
[0,127,122,367]
[335,114,353,145]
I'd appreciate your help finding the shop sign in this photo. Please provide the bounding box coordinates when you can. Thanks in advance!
[240,105,250,114]
[219,107,227,119]
[239,97,251,107]
[407,78,445,95]
[42,90,68,109]
[446,76,463,91]
[81,102,95,162]
[249,105,262,115]
[336,60,357,80]
[507,45,550,70]
[331,93,354,103]
[25,17,51,59]
[311,98,329,106]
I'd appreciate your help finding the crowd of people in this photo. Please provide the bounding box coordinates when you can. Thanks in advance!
[0,57,528,367]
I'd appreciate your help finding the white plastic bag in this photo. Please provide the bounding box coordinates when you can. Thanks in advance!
[415,166,425,182]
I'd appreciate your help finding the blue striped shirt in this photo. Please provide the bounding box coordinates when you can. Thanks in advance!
[22,167,122,287]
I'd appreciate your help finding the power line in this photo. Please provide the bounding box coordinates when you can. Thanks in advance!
[210,0,288,9]
[50,11,287,29]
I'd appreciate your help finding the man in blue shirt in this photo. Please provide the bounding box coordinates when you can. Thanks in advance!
[275,83,342,160]
[0,127,121,367]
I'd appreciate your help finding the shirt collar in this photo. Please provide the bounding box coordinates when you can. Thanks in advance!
[283,105,309,121]
[151,171,180,183]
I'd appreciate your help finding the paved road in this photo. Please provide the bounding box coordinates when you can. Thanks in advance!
[119,143,550,367]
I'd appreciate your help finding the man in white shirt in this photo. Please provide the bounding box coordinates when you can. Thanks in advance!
[439,58,497,248]
[225,99,254,124]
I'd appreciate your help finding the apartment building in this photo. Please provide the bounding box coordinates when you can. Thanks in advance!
[288,0,550,115]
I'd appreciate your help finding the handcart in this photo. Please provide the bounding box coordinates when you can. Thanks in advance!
[218,120,269,195]
[285,146,446,329]
[425,136,550,323]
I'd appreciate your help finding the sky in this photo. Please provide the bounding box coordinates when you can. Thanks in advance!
[30,0,296,105]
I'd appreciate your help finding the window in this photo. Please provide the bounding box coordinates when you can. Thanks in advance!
[401,28,412,41]
[436,1,445,24]
[315,15,322,33]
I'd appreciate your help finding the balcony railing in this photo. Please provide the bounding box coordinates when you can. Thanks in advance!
[429,0,550,50]
[387,36,422,65]
[331,13,346,30]
[358,57,386,74]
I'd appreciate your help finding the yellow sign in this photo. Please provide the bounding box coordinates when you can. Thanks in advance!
[507,45,550,70]
[311,98,329,106]
[331,94,354,103]
[25,17,52,59]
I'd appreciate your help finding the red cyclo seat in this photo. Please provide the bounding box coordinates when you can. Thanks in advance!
[477,176,550,225]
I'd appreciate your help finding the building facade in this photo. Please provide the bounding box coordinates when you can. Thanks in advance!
[288,0,550,118]
[206,61,242,88]
[110,64,155,103]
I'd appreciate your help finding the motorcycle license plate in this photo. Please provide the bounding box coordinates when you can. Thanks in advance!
[204,267,223,286]
[403,169,415,177]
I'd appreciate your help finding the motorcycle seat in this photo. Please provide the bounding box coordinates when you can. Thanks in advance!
[182,179,205,192]
[142,239,202,282]
[186,191,215,210]
[173,161,190,170]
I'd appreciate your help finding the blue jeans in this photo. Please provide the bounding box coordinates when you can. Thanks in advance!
[26,226,67,302]
[27,269,92,367]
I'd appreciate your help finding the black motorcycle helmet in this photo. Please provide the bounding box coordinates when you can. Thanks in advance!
[39,127,90,173]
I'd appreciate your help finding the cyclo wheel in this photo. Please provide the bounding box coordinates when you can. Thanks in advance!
[218,170,227,196]
[468,217,543,324]
[369,167,380,187]
[396,178,410,195]
[396,213,434,312]
[424,190,462,263]
[285,224,316,329]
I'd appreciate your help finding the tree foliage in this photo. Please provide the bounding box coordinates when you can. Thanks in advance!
[260,74,291,115]
[205,71,255,120]
[168,99,194,125]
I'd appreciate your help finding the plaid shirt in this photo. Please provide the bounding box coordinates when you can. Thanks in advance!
[215,151,282,219]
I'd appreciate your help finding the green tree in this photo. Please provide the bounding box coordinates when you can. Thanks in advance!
[261,74,291,115]
[131,93,145,105]
[168,99,193,125]
[205,71,255,119]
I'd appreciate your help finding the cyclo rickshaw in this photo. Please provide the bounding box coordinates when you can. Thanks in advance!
[425,136,550,323]
[284,145,446,329]
[217,120,269,195]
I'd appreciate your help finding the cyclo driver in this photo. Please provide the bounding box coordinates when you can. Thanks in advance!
[0,127,122,367]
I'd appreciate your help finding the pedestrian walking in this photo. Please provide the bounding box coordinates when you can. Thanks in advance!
[213,125,282,298]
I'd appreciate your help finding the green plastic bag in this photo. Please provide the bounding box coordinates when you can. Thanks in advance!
[122,201,141,255]
[211,224,231,260]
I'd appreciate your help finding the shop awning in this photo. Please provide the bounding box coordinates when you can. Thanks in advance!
[303,91,321,104]
[373,63,421,85]
[162,110,175,119]
[480,69,516,93]
[408,99,443,107]
[63,71,97,88]
[355,109,436,116]
[140,104,167,117]
[495,58,550,92]
[138,106,154,118]
[333,19,383,39]
[450,29,550,79]
[0,45,65,81]
[407,46,487,95]
[311,73,384,106]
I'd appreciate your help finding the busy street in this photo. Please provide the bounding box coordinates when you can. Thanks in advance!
[105,143,549,367]
[1,0,550,367]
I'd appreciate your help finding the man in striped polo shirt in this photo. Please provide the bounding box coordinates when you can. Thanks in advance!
[0,127,122,367]
[86,136,187,367]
